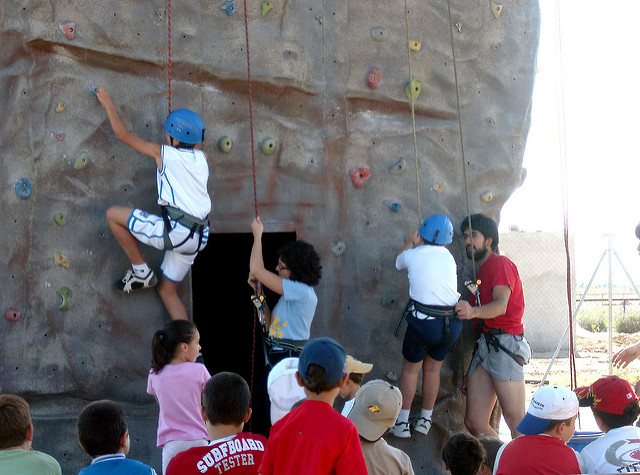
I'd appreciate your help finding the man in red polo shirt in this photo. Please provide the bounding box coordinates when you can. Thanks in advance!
[455,214,531,438]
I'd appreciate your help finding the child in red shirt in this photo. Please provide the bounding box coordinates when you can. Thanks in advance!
[258,337,367,475]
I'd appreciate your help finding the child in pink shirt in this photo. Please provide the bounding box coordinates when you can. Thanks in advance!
[147,320,211,474]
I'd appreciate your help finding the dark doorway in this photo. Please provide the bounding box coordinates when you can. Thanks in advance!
[192,231,296,436]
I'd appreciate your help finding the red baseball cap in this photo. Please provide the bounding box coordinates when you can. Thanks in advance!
[575,376,639,415]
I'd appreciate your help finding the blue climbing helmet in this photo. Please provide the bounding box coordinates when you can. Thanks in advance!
[419,214,453,245]
[164,109,205,145]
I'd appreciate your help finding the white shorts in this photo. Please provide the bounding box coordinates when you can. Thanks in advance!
[127,209,209,282]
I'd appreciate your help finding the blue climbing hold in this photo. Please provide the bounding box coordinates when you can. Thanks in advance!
[388,202,402,212]
[15,178,32,199]
[220,0,236,15]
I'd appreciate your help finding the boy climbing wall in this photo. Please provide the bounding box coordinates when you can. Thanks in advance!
[96,87,211,321]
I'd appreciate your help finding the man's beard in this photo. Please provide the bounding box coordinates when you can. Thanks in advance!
[466,246,487,261]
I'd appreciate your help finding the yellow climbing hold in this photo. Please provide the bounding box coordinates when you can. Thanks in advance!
[409,40,421,52]
[491,0,503,19]
[405,78,423,101]
[432,183,445,193]
[481,191,493,203]
[261,0,273,17]
[54,252,70,269]
[56,100,66,113]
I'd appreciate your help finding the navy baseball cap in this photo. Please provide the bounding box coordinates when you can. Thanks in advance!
[298,337,347,384]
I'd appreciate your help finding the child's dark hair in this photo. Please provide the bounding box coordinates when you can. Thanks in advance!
[299,363,340,394]
[151,320,197,373]
[0,394,31,449]
[278,240,322,286]
[348,373,365,385]
[442,432,486,475]
[203,372,250,426]
[460,214,499,251]
[77,400,127,457]
[477,434,503,472]
[592,400,640,429]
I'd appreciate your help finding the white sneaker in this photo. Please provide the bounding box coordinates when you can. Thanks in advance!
[115,269,158,293]
[390,421,411,438]
[413,417,431,436]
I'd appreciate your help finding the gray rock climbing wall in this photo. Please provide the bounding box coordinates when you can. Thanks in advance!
[1,0,539,473]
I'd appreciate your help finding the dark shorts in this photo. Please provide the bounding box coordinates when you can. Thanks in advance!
[402,313,463,363]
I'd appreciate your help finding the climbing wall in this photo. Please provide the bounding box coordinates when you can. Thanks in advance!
[0,0,540,473]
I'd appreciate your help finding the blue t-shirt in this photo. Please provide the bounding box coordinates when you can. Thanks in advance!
[270,279,317,340]
[78,454,156,475]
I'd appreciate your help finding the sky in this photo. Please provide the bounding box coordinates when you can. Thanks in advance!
[499,0,640,287]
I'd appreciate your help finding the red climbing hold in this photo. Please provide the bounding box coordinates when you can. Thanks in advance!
[349,168,371,188]
[5,309,20,322]
[59,21,76,41]
[51,132,65,141]
[366,68,382,89]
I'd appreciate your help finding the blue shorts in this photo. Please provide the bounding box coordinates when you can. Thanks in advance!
[402,313,463,362]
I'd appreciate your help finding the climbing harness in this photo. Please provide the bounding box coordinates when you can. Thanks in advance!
[395,299,456,341]
[262,336,305,371]
[479,327,526,367]
[161,205,208,254]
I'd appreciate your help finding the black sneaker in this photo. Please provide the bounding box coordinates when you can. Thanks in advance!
[115,269,158,293]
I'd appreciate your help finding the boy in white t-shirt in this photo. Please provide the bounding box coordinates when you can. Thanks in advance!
[390,214,461,439]
[96,87,211,321]
[575,375,640,473]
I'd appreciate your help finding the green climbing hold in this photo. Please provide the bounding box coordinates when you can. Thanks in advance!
[261,0,273,17]
[261,138,276,155]
[405,78,423,101]
[54,212,65,226]
[74,151,89,170]
[57,287,71,311]
[218,136,233,153]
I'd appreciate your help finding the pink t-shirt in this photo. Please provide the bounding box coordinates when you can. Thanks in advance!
[147,362,211,446]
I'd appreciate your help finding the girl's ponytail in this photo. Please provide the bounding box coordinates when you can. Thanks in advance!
[151,320,197,373]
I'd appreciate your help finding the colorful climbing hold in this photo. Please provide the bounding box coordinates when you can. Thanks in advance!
[481,191,493,203]
[54,252,70,269]
[220,0,236,15]
[218,136,233,153]
[349,168,371,188]
[57,287,71,311]
[5,309,21,322]
[261,138,276,155]
[15,178,32,199]
[331,241,346,257]
[51,132,65,141]
[261,0,273,17]
[58,21,77,41]
[74,151,89,170]
[388,202,401,212]
[491,0,503,19]
[54,212,66,226]
[432,183,445,193]
[56,100,66,113]
[371,27,388,42]
[366,68,382,89]
[405,78,423,101]
[409,41,421,52]
[388,157,406,176]
[455,22,462,33]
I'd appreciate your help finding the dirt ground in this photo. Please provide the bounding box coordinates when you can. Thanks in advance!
[525,328,640,393]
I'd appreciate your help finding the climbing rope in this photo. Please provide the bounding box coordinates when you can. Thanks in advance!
[167,0,172,114]
[241,0,259,427]
[444,0,477,280]
[554,0,577,390]
[403,0,422,224]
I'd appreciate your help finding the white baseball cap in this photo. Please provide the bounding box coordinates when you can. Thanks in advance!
[267,357,305,424]
[516,385,578,435]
